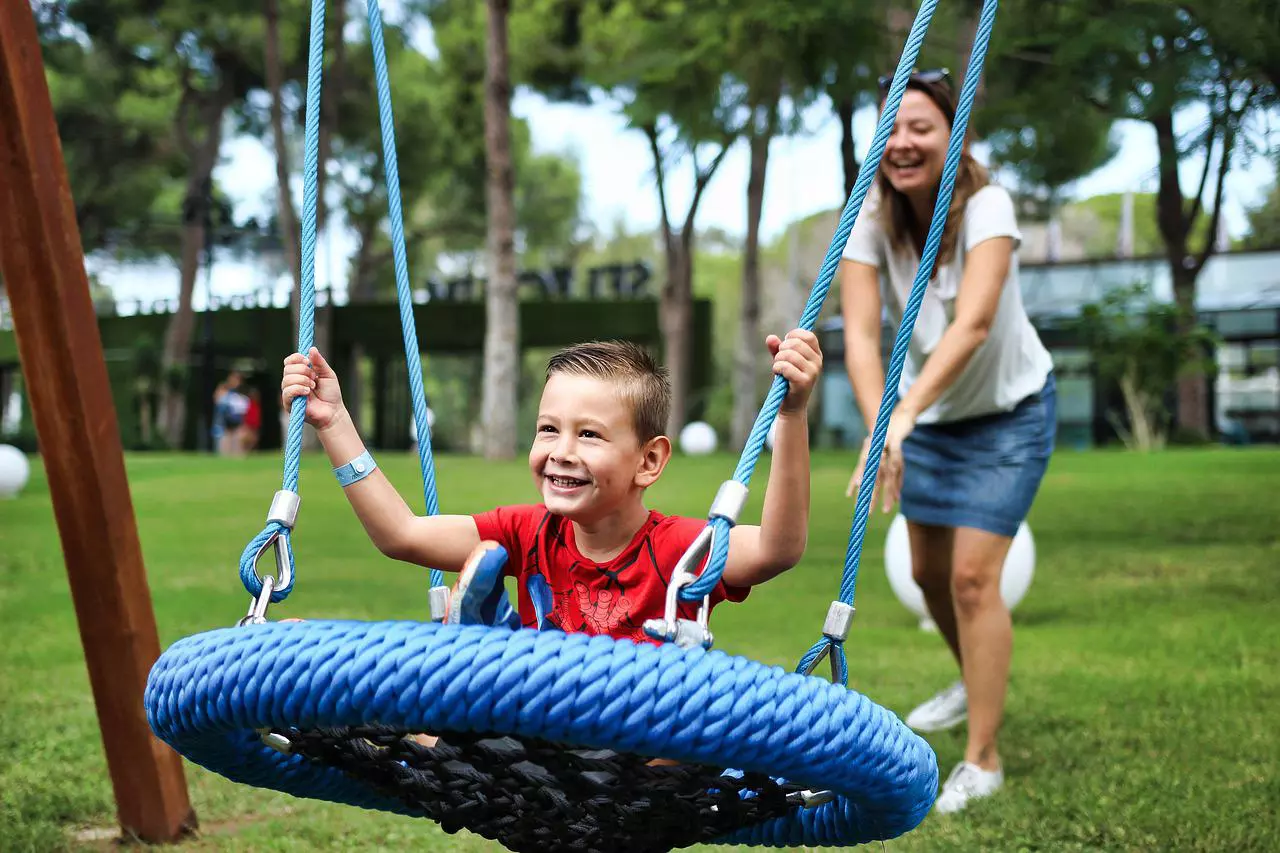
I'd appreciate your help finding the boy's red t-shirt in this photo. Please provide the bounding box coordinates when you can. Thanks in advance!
[472,504,750,645]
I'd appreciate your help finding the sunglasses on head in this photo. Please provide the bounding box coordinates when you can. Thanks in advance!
[878,67,951,92]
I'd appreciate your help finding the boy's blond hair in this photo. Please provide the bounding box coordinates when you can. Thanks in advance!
[546,340,670,442]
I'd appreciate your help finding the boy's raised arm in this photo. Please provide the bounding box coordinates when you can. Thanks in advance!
[722,330,821,587]
[283,347,481,573]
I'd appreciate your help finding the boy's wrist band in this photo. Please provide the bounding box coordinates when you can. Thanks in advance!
[333,450,377,487]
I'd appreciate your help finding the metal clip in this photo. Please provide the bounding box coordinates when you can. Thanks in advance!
[428,586,450,623]
[786,788,837,809]
[643,524,715,649]
[238,574,276,627]
[257,728,293,754]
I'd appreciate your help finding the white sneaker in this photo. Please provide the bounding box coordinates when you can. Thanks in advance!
[905,680,967,732]
[934,761,1003,814]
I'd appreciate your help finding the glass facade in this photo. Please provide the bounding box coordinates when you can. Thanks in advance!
[817,250,1280,448]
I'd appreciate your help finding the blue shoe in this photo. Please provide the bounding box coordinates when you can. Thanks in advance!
[447,542,519,630]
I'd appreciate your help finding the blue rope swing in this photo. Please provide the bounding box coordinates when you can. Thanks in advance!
[147,0,1001,847]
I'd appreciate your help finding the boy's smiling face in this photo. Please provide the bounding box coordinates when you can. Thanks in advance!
[529,373,666,523]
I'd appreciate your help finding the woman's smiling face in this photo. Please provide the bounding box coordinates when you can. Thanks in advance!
[881,89,951,198]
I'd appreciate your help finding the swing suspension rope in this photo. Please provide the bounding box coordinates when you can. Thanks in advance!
[236,0,1000,652]
[644,0,1000,676]
[146,1,1006,850]
[238,0,446,609]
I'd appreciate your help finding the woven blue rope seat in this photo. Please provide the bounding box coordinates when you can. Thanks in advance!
[146,621,936,850]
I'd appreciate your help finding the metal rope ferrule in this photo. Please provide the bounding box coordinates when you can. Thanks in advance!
[428,586,450,623]
[237,490,301,613]
[800,602,856,681]
[251,490,300,595]
[708,480,749,525]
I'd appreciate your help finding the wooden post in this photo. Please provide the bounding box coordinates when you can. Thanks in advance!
[0,3,197,843]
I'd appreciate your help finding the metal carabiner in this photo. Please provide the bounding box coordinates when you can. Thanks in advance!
[643,523,715,649]
[238,574,277,627]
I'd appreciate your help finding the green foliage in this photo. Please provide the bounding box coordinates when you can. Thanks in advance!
[39,13,185,257]
[981,94,1119,210]
[1179,0,1280,105]
[990,1,1260,226]
[40,0,320,260]
[332,2,586,294]
[1242,160,1280,249]
[1075,282,1218,450]
[1057,193,1212,258]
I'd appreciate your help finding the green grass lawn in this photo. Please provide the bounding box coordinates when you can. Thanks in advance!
[2,447,1278,852]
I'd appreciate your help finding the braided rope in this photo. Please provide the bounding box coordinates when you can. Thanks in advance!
[239,0,448,601]
[686,0,1003,693]
[238,0,327,602]
[365,0,445,590]
[839,0,1000,608]
[679,0,943,605]
[145,621,938,846]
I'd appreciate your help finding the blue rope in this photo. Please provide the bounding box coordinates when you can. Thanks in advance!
[836,0,999,612]
[238,0,326,602]
[146,619,939,845]
[681,0,943,605]
[239,0,446,601]
[686,0,1003,691]
[365,0,445,591]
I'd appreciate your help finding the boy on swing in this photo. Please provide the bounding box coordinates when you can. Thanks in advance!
[279,331,822,643]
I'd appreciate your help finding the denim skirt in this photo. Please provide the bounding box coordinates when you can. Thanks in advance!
[899,373,1057,538]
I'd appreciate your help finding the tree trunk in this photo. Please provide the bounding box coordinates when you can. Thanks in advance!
[837,94,858,200]
[1152,109,1211,438]
[956,0,986,103]
[344,218,380,434]
[158,93,229,449]
[642,123,737,438]
[480,0,519,459]
[731,110,773,450]
[264,0,301,300]
[1171,263,1209,436]
[661,235,694,437]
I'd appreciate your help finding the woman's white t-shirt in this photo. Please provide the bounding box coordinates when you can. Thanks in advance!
[841,184,1053,425]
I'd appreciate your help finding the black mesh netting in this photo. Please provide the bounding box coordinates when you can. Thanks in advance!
[277,725,817,853]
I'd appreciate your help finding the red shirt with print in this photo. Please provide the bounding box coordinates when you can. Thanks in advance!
[472,504,750,645]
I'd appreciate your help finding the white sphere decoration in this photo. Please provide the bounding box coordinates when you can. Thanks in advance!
[884,513,1035,631]
[409,408,436,446]
[0,444,31,499]
[679,421,718,455]
[409,407,436,435]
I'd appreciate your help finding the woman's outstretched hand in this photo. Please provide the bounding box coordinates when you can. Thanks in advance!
[845,409,917,513]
